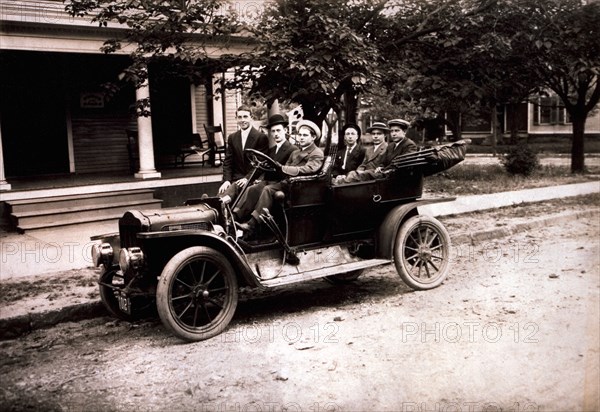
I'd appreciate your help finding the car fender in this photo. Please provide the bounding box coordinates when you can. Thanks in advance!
[377,198,455,259]
[138,230,261,288]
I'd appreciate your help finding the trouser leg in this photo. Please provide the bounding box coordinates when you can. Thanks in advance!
[235,181,266,220]
[251,182,282,222]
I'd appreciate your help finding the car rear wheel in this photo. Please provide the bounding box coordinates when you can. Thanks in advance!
[394,215,451,290]
[98,266,155,321]
[157,246,238,342]
[324,269,364,284]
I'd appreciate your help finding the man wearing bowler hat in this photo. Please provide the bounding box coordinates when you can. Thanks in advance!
[238,119,324,235]
[233,114,299,221]
[332,123,366,177]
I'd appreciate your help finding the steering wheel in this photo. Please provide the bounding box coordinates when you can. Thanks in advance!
[244,148,279,172]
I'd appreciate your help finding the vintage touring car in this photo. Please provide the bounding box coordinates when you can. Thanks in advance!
[91,134,468,342]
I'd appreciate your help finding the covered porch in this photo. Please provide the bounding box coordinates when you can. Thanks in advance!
[0,165,224,232]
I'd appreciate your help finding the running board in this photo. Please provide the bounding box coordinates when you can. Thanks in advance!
[259,258,392,288]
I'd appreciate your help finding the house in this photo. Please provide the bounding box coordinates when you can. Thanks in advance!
[0,0,260,230]
[357,91,600,145]
[450,94,600,144]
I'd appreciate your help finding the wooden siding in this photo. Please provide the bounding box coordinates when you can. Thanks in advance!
[194,86,210,136]
[224,88,239,138]
[72,115,135,174]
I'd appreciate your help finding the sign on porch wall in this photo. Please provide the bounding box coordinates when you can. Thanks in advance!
[80,92,104,109]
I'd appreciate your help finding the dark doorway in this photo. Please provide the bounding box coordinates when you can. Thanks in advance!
[1,51,69,177]
[149,71,193,164]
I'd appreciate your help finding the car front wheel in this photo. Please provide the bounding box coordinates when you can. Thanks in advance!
[394,215,451,290]
[157,246,238,342]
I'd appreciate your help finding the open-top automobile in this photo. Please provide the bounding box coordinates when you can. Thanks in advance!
[91,130,468,342]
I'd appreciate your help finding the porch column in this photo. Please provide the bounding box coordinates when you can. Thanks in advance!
[212,73,224,133]
[0,117,12,191]
[134,79,161,179]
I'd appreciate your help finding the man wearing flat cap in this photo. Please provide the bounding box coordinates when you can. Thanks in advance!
[238,120,324,235]
[233,114,298,220]
[376,118,417,172]
[360,122,389,171]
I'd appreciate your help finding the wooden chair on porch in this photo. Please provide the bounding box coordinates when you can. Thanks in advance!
[203,124,226,166]
[175,133,211,167]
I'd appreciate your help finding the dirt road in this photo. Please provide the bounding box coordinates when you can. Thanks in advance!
[1,212,598,412]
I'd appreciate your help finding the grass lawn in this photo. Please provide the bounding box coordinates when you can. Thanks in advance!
[425,162,600,196]
[466,135,600,154]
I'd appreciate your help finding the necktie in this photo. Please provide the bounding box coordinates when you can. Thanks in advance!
[342,146,352,169]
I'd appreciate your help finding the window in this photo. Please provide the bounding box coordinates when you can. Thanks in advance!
[533,95,570,125]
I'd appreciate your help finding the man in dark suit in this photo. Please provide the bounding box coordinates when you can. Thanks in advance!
[233,114,298,220]
[218,106,269,200]
[339,119,417,182]
[336,122,389,183]
[332,124,366,177]
[375,118,417,172]
[238,120,324,235]
[360,122,389,170]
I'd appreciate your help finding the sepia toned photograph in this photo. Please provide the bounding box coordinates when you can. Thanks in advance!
[1,0,599,410]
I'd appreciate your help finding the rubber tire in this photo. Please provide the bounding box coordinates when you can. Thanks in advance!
[156,246,238,342]
[324,269,364,284]
[394,215,451,290]
[98,266,154,321]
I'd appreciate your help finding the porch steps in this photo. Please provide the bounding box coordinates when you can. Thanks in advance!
[5,189,162,232]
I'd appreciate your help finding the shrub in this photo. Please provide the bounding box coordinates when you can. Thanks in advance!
[501,144,540,176]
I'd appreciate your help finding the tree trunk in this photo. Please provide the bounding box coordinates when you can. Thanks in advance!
[344,92,358,124]
[571,111,586,173]
[444,111,461,141]
[491,105,498,157]
[508,102,519,145]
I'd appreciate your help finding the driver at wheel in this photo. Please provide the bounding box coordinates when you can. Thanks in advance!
[238,120,324,236]
[233,114,299,221]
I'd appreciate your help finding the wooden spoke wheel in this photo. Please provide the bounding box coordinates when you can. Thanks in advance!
[157,247,238,342]
[394,215,451,290]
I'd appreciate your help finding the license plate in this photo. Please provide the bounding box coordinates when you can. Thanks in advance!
[117,292,131,314]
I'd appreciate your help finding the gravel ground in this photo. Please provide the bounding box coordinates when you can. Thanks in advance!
[0,196,598,412]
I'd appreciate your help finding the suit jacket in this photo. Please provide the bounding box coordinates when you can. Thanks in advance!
[263,140,299,181]
[332,145,366,176]
[358,141,388,171]
[380,138,417,168]
[222,126,269,182]
[281,142,325,176]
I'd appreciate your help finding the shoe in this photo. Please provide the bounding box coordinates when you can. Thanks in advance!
[285,252,300,265]
[237,219,255,232]
[237,222,252,232]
